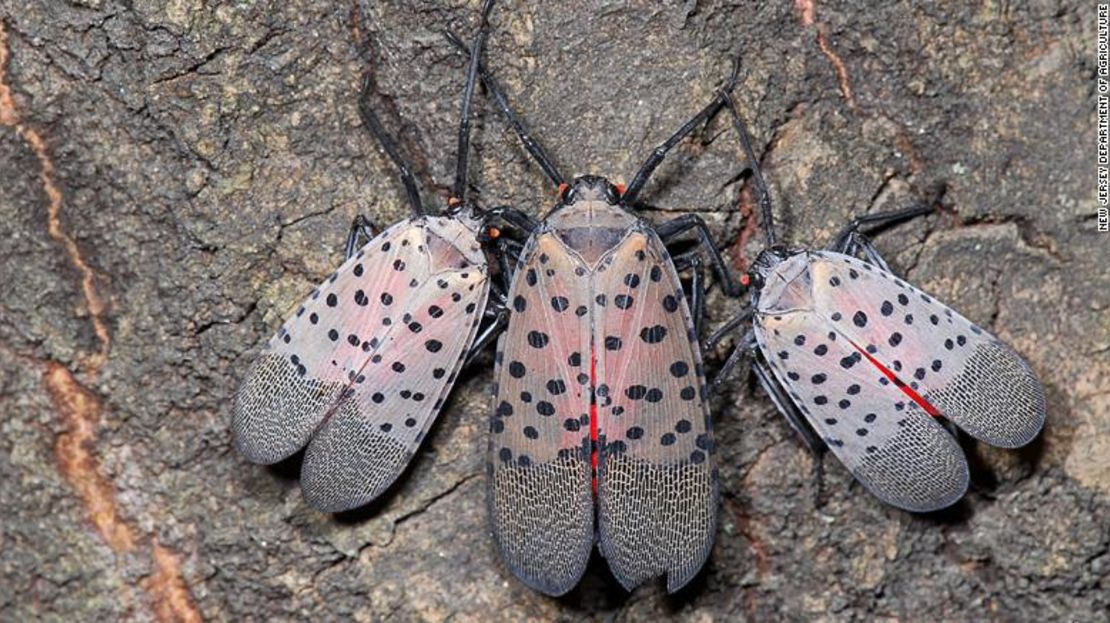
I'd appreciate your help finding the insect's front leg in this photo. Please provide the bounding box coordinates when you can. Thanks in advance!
[655,213,741,297]
[487,204,541,235]
[344,214,379,259]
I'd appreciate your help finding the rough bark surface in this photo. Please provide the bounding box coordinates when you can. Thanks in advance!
[0,1,1104,621]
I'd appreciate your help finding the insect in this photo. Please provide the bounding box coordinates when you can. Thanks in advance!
[232,0,510,513]
[448,33,745,594]
[711,97,1046,513]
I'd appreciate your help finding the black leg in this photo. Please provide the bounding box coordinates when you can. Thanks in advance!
[443,30,565,188]
[344,215,379,259]
[488,205,541,234]
[830,204,934,252]
[655,214,740,296]
[465,303,508,365]
[810,451,828,509]
[496,237,523,279]
[721,92,776,248]
[622,61,741,206]
[752,359,826,456]
[710,326,755,390]
[840,231,892,272]
[488,273,507,302]
[451,0,496,205]
[358,74,425,217]
[687,254,706,338]
[706,308,751,350]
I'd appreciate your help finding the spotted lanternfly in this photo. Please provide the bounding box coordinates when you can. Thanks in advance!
[450,34,745,595]
[712,96,1047,513]
[232,0,509,513]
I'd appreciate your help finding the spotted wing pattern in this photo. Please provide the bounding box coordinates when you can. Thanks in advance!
[233,218,489,512]
[592,227,717,592]
[487,232,594,596]
[233,219,422,464]
[302,265,487,512]
[756,309,970,512]
[755,250,1045,512]
[808,251,1045,448]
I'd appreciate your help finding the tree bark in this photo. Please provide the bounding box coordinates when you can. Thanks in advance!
[0,1,1104,621]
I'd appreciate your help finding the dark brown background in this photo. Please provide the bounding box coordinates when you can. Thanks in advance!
[0,1,1104,621]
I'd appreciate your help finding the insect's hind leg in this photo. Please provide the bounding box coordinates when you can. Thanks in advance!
[752,359,825,456]
[709,324,753,391]
[655,214,741,296]
[465,301,508,366]
[344,214,379,259]
[670,250,708,337]
[751,358,828,506]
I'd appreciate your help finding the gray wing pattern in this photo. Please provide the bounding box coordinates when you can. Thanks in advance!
[594,228,717,592]
[487,232,594,596]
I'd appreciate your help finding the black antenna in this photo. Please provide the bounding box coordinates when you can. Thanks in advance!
[721,90,776,248]
[621,61,743,206]
[452,0,496,206]
[443,30,566,188]
[358,73,425,216]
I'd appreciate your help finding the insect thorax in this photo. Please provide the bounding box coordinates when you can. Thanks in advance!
[754,251,815,315]
[544,200,639,266]
[422,213,488,271]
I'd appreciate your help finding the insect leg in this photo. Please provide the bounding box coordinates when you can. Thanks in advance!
[655,214,741,296]
[830,203,935,251]
[443,31,565,188]
[752,359,826,456]
[492,237,524,301]
[720,92,776,248]
[488,205,541,234]
[710,325,755,390]
[465,302,509,365]
[488,271,508,303]
[452,0,496,205]
[842,231,893,272]
[344,214,379,259]
[358,74,425,216]
[669,248,708,336]
[689,254,707,338]
[622,62,742,205]
[706,308,752,350]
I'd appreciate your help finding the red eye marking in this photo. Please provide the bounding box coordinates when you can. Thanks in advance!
[448,196,462,207]
[557,182,569,197]
[487,226,501,239]
[739,274,751,287]
[850,338,943,417]
[615,183,626,196]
